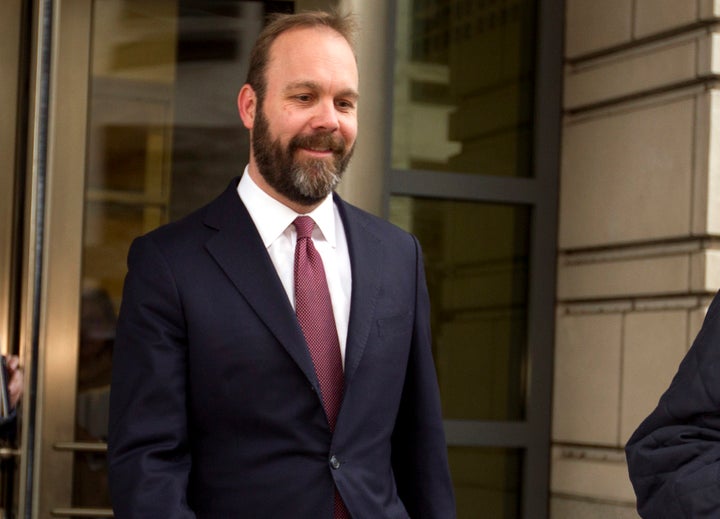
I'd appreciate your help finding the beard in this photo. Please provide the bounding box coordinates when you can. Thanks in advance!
[251,107,355,207]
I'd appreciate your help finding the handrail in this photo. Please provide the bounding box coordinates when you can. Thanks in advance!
[52,442,107,453]
[50,507,112,517]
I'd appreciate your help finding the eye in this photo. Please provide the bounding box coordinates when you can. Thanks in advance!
[336,99,356,111]
[294,94,313,103]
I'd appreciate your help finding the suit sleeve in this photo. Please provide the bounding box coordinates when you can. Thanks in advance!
[108,236,196,518]
[391,236,456,518]
[626,291,720,518]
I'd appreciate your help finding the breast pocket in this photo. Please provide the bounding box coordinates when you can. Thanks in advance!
[377,312,412,338]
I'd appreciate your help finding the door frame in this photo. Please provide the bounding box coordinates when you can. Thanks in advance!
[18,0,92,517]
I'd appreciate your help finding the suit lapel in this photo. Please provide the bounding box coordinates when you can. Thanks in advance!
[203,179,320,391]
[201,182,385,395]
[335,196,384,387]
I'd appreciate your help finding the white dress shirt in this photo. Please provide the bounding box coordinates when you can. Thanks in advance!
[237,167,352,367]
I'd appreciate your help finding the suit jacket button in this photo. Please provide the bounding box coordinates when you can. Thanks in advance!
[329,455,341,470]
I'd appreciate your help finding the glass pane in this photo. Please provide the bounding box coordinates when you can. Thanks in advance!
[390,196,530,421]
[392,0,537,176]
[449,446,523,519]
[74,0,292,508]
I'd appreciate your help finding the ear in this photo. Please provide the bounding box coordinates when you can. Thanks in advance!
[238,84,257,130]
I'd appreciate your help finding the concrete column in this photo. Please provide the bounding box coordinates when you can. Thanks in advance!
[334,0,389,216]
[295,0,387,216]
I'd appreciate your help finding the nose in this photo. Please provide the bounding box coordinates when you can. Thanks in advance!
[310,99,339,132]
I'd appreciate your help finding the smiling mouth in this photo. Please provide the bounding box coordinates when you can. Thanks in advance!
[290,132,345,157]
[298,147,334,157]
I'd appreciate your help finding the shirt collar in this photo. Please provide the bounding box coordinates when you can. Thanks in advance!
[237,166,337,248]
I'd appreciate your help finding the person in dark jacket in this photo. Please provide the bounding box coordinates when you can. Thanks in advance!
[107,10,455,519]
[626,290,720,517]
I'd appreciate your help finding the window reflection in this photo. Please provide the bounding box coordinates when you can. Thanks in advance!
[73,288,115,509]
[448,446,523,519]
[75,0,292,509]
[392,0,537,176]
[390,196,530,421]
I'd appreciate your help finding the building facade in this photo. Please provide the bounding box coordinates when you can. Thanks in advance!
[554,1,720,518]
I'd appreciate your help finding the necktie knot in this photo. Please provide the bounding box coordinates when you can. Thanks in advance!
[294,216,315,240]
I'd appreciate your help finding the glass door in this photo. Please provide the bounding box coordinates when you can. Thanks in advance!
[0,0,27,517]
[22,1,297,516]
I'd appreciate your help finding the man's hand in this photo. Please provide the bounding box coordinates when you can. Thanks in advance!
[6,355,23,409]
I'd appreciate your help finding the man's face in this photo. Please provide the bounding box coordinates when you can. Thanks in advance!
[247,26,359,208]
[251,102,354,207]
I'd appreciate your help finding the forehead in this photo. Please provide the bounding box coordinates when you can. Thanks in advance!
[265,26,358,91]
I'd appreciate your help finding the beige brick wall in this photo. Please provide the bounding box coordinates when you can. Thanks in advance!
[554,1,720,517]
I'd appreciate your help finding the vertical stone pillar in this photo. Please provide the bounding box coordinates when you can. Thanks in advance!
[334,0,389,216]
[553,1,720,517]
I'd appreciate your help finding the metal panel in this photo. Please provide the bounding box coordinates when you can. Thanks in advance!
[19,0,92,517]
[445,420,532,447]
[520,0,563,516]
[390,170,540,204]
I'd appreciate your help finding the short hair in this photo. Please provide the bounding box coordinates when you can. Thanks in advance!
[245,10,358,105]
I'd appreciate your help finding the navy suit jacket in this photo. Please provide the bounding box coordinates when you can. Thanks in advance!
[626,290,720,518]
[108,178,455,518]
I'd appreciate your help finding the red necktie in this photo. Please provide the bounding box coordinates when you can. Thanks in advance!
[293,216,350,519]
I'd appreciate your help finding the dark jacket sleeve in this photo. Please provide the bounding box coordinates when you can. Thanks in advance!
[107,236,196,519]
[626,290,720,518]
[391,236,456,518]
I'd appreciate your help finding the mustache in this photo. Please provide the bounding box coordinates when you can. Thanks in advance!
[289,132,346,155]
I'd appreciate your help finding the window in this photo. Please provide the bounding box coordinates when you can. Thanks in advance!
[386,0,562,517]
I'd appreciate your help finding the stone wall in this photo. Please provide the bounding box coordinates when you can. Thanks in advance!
[553,1,720,517]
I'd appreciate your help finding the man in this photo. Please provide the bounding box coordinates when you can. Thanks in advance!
[108,10,455,519]
[626,291,720,517]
